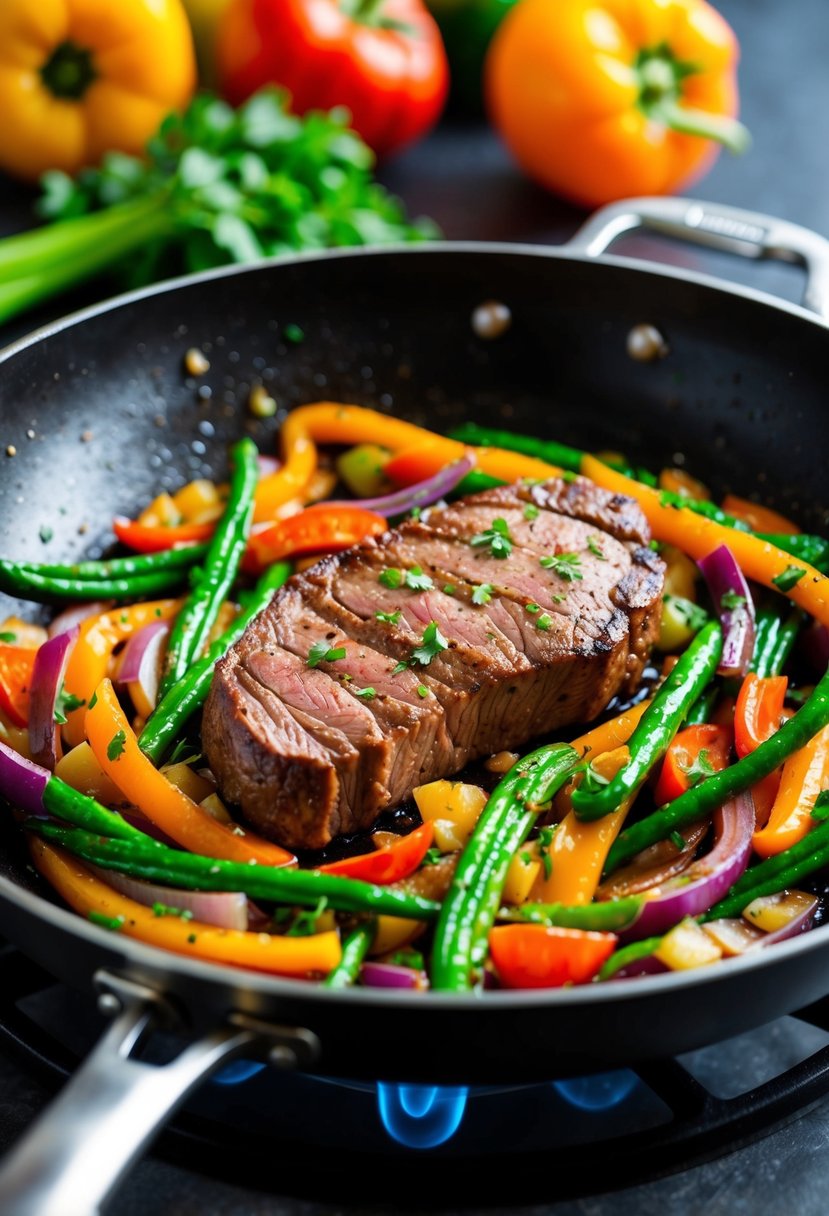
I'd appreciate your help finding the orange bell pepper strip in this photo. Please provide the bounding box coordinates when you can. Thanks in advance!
[254,409,318,523]
[721,494,800,536]
[534,700,651,905]
[112,518,215,553]
[735,673,789,826]
[488,923,617,989]
[751,723,829,858]
[244,504,388,574]
[0,0,196,184]
[581,455,829,628]
[61,599,181,748]
[318,821,434,884]
[0,644,37,727]
[85,678,295,867]
[652,723,733,806]
[30,840,338,977]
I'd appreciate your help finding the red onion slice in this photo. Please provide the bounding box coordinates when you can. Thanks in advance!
[89,864,249,930]
[743,890,819,947]
[621,792,755,941]
[608,954,669,981]
[48,602,111,639]
[116,619,170,716]
[361,961,429,990]
[28,626,79,770]
[327,454,476,518]
[697,544,756,677]
[0,738,50,816]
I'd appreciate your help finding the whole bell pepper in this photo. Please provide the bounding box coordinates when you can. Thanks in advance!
[217,0,449,157]
[0,0,196,183]
[485,0,749,208]
[425,0,518,113]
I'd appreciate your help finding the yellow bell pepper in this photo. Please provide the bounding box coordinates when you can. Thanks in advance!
[0,0,196,183]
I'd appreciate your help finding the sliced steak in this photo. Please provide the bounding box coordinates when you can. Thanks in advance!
[203,476,664,849]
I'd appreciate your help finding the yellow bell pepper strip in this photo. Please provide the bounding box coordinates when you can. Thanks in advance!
[85,679,295,868]
[31,839,339,977]
[254,409,319,523]
[62,599,181,748]
[581,455,829,628]
[534,700,651,905]
[0,0,196,183]
[751,723,829,858]
[281,403,560,487]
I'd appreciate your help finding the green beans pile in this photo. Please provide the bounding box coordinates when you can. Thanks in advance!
[0,544,207,603]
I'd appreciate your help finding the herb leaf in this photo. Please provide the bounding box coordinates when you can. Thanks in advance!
[540,552,583,580]
[471,583,494,605]
[375,609,402,624]
[772,564,806,592]
[470,518,513,559]
[307,641,346,667]
[107,730,126,761]
[410,621,449,666]
[353,686,376,699]
[379,567,403,589]
[405,566,433,591]
[679,748,717,787]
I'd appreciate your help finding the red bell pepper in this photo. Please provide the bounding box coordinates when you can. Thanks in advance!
[488,924,617,989]
[720,494,799,536]
[0,644,37,727]
[243,504,387,574]
[217,0,449,158]
[317,821,434,884]
[653,723,733,806]
[735,672,790,826]
[113,517,215,553]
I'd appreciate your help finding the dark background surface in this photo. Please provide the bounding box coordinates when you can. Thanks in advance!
[2,0,829,1211]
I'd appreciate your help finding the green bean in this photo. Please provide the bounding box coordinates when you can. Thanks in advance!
[430,742,579,991]
[605,664,829,873]
[497,896,643,933]
[139,561,291,765]
[452,470,505,497]
[323,921,375,989]
[0,563,190,603]
[684,685,719,726]
[597,936,665,981]
[571,621,723,822]
[26,821,441,920]
[764,609,804,680]
[758,532,829,573]
[41,777,147,842]
[449,422,584,472]
[158,438,258,698]
[6,543,209,583]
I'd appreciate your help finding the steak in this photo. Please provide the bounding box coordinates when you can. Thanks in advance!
[202,477,664,850]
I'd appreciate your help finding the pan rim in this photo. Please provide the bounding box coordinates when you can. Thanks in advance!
[1,238,828,1016]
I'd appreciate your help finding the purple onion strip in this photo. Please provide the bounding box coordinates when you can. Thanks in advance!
[0,739,50,816]
[697,543,756,677]
[327,454,477,517]
[28,626,79,771]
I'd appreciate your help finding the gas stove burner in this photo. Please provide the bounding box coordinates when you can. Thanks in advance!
[3,942,829,1205]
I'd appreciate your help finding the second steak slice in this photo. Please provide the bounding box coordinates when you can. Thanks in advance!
[202,477,664,850]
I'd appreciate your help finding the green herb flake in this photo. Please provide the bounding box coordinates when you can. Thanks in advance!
[88,911,124,932]
[525,602,540,615]
[187,933,198,944]
[405,565,433,591]
[391,660,409,676]
[375,609,402,624]
[421,847,442,867]
[587,537,606,560]
[39,525,54,544]
[721,590,746,611]
[286,896,328,937]
[152,902,194,920]
[811,791,829,821]
[519,850,533,866]
[307,641,347,667]
[523,503,539,520]
[669,831,686,851]
[443,583,456,596]
[471,583,494,605]
[0,631,17,643]
[106,730,127,761]
[537,826,555,880]
[411,621,449,666]
[87,689,98,710]
[54,684,85,725]
[539,552,583,581]
[409,506,422,520]
[389,947,425,970]
[379,567,403,589]
[679,747,716,787]
[470,517,512,559]
[773,564,806,593]
[417,684,429,698]
[536,613,553,631]
[354,686,376,700]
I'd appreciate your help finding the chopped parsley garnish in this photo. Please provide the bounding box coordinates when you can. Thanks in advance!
[54,684,85,725]
[286,897,329,937]
[411,621,449,666]
[421,847,442,867]
[0,631,17,643]
[721,590,746,611]
[39,525,54,544]
[405,565,433,591]
[587,537,606,560]
[540,552,583,581]
[669,831,686,851]
[353,686,376,699]
[536,613,553,631]
[409,506,422,520]
[525,602,540,614]
[679,748,716,787]
[375,609,402,624]
[106,730,126,761]
[537,826,555,880]
[551,594,567,604]
[523,503,539,520]
[471,583,494,605]
[811,791,829,821]
[443,583,456,595]
[379,567,403,589]
[772,564,806,592]
[187,933,198,944]
[389,947,426,970]
[519,850,533,866]
[88,911,124,932]
[152,902,194,920]
[470,517,512,559]
[307,641,346,667]
[417,684,429,698]
[87,689,98,710]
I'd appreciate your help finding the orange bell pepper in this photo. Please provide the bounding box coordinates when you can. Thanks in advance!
[485,0,748,208]
[31,839,338,976]
[85,678,295,867]
[751,723,829,858]
[721,494,800,536]
[244,504,388,574]
[318,821,434,884]
[0,0,196,183]
[734,673,789,826]
[582,455,829,627]
[254,409,319,523]
[61,599,181,747]
[0,644,37,727]
[489,923,617,989]
[653,723,733,806]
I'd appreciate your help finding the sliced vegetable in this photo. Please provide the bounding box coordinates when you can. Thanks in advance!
[751,723,829,857]
[652,723,733,806]
[88,865,249,931]
[742,890,818,942]
[721,495,799,536]
[654,918,723,971]
[244,504,387,574]
[697,544,755,677]
[488,924,617,989]
[116,620,171,720]
[0,644,37,728]
[28,626,79,770]
[318,822,434,884]
[323,922,376,989]
[327,455,476,518]
[113,518,215,554]
[361,961,429,990]
[0,737,50,816]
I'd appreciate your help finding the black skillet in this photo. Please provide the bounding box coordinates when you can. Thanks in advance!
[0,196,829,1215]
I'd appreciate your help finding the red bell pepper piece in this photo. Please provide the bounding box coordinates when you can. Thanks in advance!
[113,517,215,553]
[735,672,790,826]
[0,644,38,727]
[653,723,733,806]
[720,494,799,536]
[317,821,434,884]
[243,504,387,574]
[488,924,617,989]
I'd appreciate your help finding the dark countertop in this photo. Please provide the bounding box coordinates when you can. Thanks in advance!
[2,0,829,1212]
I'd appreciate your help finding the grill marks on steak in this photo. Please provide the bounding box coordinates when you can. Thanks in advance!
[203,477,664,849]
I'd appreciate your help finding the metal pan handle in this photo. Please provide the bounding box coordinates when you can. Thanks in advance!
[0,971,320,1216]
[567,196,829,323]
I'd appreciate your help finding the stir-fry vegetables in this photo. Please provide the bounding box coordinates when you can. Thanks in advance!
[3,397,829,993]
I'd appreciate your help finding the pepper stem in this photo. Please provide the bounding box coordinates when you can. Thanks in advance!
[40,41,98,101]
[649,98,751,156]
[636,45,751,156]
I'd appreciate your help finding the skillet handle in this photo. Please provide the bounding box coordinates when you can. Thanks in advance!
[0,971,319,1216]
[568,196,829,323]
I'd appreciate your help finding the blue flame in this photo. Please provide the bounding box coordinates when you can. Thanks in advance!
[377,1082,470,1148]
[552,1069,638,1110]
[212,1059,266,1086]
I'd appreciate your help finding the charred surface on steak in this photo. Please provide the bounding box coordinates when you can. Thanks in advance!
[203,477,665,850]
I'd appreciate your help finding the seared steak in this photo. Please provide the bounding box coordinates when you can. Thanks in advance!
[202,477,664,849]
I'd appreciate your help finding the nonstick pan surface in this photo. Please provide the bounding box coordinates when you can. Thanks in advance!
[1,200,829,1094]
